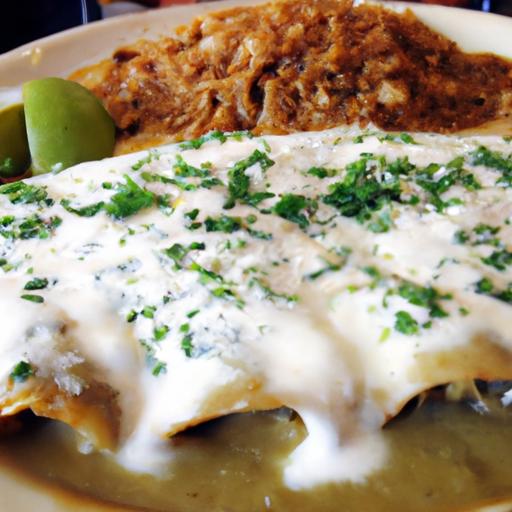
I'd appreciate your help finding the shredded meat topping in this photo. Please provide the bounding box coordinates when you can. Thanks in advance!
[71,0,512,152]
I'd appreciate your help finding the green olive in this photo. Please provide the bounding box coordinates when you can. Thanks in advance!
[0,103,31,179]
[23,78,115,175]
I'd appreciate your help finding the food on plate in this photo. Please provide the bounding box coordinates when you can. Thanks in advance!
[0,127,511,493]
[1,0,512,509]
[0,103,30,179]
[71,0,512,154]
[23,78,116,175]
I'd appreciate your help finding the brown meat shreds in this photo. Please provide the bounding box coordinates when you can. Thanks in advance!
[71,0,512,152]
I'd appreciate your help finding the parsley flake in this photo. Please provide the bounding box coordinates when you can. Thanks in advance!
[272,194,316,229]
[154,325,170,341]
[105,176,155,219]
[205,215,242,233]
[152,361,167,377]
[61,199,105,217]
[21,294,44,303]
[394,311,419,335]
[0,182,53,206]
[224,150,275,209]
[24,277,48,290]
[10,361,34,383]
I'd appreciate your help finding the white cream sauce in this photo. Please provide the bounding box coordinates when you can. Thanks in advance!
[0,126,511,489]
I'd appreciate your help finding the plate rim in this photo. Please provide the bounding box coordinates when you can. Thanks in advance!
[0,1,511,510]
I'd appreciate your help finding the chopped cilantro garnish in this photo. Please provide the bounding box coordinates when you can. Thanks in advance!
[131,150,159,171]
[188,222,202,230]
[141,172,197,192]
[189,262,244,307]
[352,131,379,144]
[379,327,391,342]
[249,277,298,303]
[474,223,500,239]
[184,208,200,221]
[224,150,275,209]
[460,173,482,191]
[179,130,253,150]
[230,131,254,141]
[156,194,174,215]
[377,133,418,145]
[415,157,479,212]
[205,215,242,233]
[247,227,272,240]
[455,224,501,247]
[24,277,48,290]
[126,310,138,322]
[173,155,210,178]
[398,133,418,145]
[363,266,383,289]
[470,146,512,187]
[0,182,53,206]
[394,311,419,335]
[304,257,343,280]
[367,209,393,233]
[200,176,224,189]
[454,230,470,244]
[322,154,406,227]
[164,243,188,268]
[139,339,167,376]
[261,139,272,153]
[481,250,512,271]
[152,361,167,376]
[474,278,512,305]
[142,305,157,319]
[470,146,512,173]
[181,333,194,357]
[10,361,34,383]
[272,194,316,229]
[475,277,494,294]
[153,325,169,341]
[186,309,200,318]
[21,294,44,303]
[61,199,105,217]
[397,281,450,318]
[179,130,227,150]
[105,176,155,219]
[307,166,337,179]
[211,286,245,307]
[164,242,205,269]
[204,214,271,239]
[189,262,224,285]
[497,285,512,304]
[18,215,61,240]
[63,177,154,221]
[0,215,14,227]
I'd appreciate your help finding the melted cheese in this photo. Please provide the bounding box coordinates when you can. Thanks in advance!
[0,127,511,488]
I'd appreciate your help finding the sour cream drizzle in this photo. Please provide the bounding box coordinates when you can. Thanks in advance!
[0,127,511,488]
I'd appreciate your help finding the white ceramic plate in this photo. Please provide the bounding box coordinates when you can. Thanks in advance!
[0,2,511,510]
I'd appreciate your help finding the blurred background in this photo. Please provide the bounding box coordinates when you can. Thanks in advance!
[0,0,511,54]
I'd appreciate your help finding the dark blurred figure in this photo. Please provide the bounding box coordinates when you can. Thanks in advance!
[492,0,512,16]
[0,0,101,54]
